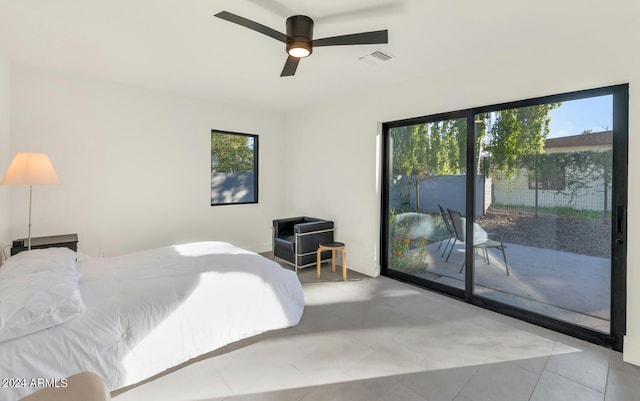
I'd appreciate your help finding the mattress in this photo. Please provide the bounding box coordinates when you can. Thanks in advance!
[0,241,304,401]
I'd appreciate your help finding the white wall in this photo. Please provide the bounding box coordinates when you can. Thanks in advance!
[0,46,10,259]
[8,64,287,256]
[286,19,640,364]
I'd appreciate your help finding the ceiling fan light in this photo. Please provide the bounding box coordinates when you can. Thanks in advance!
[288,46,311,58]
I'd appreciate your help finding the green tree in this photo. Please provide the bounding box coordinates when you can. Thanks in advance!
[390,119,473,210]
[391,125,429,177]
[211,134,255,173]
[390,124,429,210]
[392,117,488,178]
[488,103,560,177]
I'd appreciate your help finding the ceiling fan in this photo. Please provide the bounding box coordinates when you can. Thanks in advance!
[214,11,389,77]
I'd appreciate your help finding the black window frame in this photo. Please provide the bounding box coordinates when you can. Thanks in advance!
[210,129,259,206]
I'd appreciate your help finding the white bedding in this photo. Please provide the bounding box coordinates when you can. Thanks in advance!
[0,242,304,401]
[0,248,85,343]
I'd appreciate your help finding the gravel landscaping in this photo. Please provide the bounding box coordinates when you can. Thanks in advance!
[476,210,611,258]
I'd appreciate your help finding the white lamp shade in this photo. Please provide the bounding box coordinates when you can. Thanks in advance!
[1,152,59,185]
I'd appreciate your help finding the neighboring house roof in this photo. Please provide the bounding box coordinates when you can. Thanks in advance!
[544,131,612,149]
[484,131,612,154]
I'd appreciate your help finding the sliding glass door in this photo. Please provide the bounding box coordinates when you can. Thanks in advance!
[381,85,628,350]
[384,115,468,294]
[471,97,614,333]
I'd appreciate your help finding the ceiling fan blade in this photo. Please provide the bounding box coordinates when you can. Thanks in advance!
[313,30,388,47]
[280,56,300,77]
[214,11,288,43]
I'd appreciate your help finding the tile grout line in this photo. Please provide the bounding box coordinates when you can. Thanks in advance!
[540,340,609,396]
[603,352,612,399]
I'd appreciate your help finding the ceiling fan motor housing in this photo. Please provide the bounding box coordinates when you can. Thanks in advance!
[286,15,314,56]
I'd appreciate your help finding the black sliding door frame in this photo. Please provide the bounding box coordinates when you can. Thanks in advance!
[381,109,468,300]
[381,84,628,351]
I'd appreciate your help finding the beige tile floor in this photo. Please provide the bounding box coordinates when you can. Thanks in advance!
[113,263,640,401]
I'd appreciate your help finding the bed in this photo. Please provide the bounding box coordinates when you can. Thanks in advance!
[0,241,305,401]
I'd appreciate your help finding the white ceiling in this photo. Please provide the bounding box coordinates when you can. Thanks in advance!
[0,0,637,113]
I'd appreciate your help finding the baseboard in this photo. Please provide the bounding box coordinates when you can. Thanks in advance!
[623,335,640,367]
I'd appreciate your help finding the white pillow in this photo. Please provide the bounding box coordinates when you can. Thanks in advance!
[0,248,85,342]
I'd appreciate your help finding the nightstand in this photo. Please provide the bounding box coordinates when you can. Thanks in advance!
[10,233,79,256]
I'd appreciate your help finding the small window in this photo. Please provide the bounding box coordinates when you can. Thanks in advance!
[528,165,566,190]
[211,130,258,206]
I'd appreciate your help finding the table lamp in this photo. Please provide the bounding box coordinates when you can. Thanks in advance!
[1,152,59,250]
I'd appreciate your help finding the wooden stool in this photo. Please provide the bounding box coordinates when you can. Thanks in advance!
[317,241,347,281]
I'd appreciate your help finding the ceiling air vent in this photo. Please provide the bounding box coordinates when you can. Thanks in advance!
[358,50,393,66]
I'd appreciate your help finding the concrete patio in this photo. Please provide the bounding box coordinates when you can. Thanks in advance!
[399,241,611,333]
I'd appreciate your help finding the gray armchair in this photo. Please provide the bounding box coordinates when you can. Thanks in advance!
[272,216,335,271]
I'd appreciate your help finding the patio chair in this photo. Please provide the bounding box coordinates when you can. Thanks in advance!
[446,209,509,275]
[437,204,457,258]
